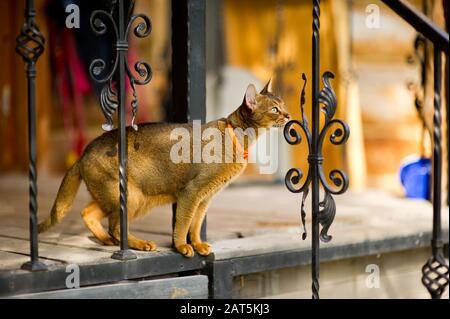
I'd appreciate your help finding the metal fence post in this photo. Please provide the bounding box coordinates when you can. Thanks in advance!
[284,0,350,299]
[310,0,321,299]
[171,0,207,244]
[89,0,152,260]
[16,0,47,271]
[421,47,449,299]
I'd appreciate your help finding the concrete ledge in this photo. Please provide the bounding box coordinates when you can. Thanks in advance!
[0,250,208,297]
[207,230,449,298]
[8,275,208,299]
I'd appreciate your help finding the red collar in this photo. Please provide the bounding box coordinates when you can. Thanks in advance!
[226,122,248,160]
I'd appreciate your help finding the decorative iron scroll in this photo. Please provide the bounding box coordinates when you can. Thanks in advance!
[284,73,349,243]
[89,0,152,261]
[284,1,350,299]
[90,4,152,132]
[422,254,449,298]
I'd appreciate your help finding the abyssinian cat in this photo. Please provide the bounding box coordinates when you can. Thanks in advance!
[38,80,290,257]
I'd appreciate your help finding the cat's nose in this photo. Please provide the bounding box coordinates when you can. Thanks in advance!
[284,115,291,122]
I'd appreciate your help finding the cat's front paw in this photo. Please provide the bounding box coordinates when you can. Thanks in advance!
[176,244,195,258]
[193,242,212,256]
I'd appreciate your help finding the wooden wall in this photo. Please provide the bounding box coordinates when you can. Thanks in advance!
[352,0,447,194]
[223,0,348,185]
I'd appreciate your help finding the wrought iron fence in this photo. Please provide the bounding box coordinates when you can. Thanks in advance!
[283,0,449,299]
[14,0,449,299]
[283,0,350,299]
[88,0,153,260]
[14,0,207,266]
[16,0,47,272]
[382,0,449,299]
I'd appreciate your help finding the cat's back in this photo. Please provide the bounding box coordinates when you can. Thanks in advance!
[80,120,223,168]
[82,122,191,152]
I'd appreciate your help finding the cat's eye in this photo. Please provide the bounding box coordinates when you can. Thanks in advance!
[271,107,279,113]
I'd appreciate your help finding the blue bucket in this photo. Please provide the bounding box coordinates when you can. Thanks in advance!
[399,156,431,200]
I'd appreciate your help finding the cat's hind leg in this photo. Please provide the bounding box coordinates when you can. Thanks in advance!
[108,213,157,252]
[81,201,116,246]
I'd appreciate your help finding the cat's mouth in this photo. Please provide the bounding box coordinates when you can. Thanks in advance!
[273,123,287,128]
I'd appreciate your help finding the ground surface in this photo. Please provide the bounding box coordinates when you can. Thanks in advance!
[0,173,447,271]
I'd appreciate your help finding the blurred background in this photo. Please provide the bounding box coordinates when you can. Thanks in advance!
[0,0,448,198]
[0,0,448,299]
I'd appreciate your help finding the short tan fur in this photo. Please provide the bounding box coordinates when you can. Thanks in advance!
[39,80,290,257]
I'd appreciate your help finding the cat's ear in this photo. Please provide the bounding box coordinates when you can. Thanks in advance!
[260,78,272,94]
[243,84,257,111]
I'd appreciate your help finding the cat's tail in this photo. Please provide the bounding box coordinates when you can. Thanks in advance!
[38,161,82,233]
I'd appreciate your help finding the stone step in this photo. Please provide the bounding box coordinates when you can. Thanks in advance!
[7,275,208,299]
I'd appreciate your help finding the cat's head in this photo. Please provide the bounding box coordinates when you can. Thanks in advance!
[240,79,291,129]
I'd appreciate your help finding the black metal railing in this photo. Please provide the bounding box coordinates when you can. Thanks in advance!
[88,0,152,260]
[382,0,449,54]
[15,0,206,266]
[421,45,448,299]
[381,0,449,300]
[16,0,47,271]
[283,0,448,299]
[284,0,350,299]
[14,0,449,300]
[171,0,207,245]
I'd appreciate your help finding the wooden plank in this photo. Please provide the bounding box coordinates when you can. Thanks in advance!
[0,225,172,253]
[211,228,436,260]
[1,184,448,263]
[9,275,208,299]
[1,174,449,297]
[0,234,185,268]
[0,251,29,270]
[212,225,449,261]
[0,236,112,264]
[0,250,207,297]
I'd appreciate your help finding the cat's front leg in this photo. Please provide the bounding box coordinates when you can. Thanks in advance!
[189,199,211,256]
[173,196,200,257]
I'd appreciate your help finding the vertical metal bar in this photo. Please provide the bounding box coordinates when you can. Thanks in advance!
[445,0,450,206]
[171,0,207,243]
[171,0,188,248]
[171,0,188,124]
[310,0,321,300]
[422,0,429,88]
[207,261,234,299]
[16,0,46,271]
[26,59,39,267]
[90,1,150,259]
[284,0,348,301]
[111,0,136,260]
[189,0,206,241]
[431,48,442,262]
[171,0,206,123]
[187,0,206,123]
[421,47,449,299]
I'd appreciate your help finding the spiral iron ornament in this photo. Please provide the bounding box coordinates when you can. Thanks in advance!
[422,254,449,298]
[419,48,449,298]
[90,6,152,131]
[284,72,349,244]
[285,1,350,299]
[16,14,45,63]
[88,0,153,261]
